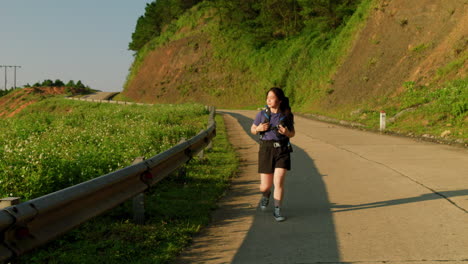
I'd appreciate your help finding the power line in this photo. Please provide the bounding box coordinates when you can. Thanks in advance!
[0,65,22,90]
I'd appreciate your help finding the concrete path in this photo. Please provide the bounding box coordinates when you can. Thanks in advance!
[178,110,468,264]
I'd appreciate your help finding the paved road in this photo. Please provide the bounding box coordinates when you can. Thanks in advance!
[81,92,119,100]
[178,110,468,264]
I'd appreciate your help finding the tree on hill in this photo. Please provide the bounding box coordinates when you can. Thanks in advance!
[214,0,362,45]
[27,79,91,91]
[129,0,204,52]
[41,79,54,87]
[129,2,161,52]
[66,80,76,87]
[53,79,65,87]
[75,80,85,88]
[129,0,363,51]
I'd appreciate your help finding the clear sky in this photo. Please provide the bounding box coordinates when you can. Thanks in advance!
[0,1,153,92]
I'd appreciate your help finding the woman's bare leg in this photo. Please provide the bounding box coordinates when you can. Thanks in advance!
[273,168,287,207]
[260,173,274,194]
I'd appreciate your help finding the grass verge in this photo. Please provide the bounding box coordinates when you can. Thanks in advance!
[316,78,467,146]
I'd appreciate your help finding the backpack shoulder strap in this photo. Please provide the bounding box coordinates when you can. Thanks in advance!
[262,105,271,123]
[259,106,271,140]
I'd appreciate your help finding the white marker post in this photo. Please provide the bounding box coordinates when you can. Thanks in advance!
[380,111,386,131]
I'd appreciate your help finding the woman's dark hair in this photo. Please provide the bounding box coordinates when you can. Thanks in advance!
[266,87,292,116]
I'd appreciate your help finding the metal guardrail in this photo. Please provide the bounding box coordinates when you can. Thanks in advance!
[67,97,152,105]
[0,105,216,262]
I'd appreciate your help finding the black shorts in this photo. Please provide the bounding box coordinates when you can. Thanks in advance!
[258,141,291,174]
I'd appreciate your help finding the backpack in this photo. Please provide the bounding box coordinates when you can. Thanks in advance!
[260,105,288,129]
[259,105,293,152]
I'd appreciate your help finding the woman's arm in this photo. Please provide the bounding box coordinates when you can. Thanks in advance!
[251,124,258,135]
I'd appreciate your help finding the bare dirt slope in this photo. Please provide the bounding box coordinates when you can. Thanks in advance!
[324,0,467,109]
[125,34,222,105]
[124,32,257,107]
[0,87,69,118]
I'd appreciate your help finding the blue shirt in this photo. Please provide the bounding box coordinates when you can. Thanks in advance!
[253,111,294,141]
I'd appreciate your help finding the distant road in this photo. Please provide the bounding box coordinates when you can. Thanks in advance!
[81,92,119,100]
[178,110,468,264]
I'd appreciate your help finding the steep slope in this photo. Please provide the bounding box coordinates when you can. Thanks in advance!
[126,34,213,104]
[324,0,467,110]
[124,30,258,107]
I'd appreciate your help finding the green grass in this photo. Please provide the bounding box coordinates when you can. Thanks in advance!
[205,0,375,109]
[410,42,431,53]
[435,50,467,81]
[16,114,238,264]
[0,98,208,200]
[343,78,467,142]
[111,93,136,102]
[386,79,467,138]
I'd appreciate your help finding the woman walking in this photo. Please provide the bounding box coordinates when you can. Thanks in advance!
[251,87,295,222]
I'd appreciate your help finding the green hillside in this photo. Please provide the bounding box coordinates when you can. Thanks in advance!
[123,0,467,145]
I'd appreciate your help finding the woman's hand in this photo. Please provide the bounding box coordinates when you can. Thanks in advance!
[277,124,288,135]
[251,122,269,135]
[278,125,294,138]
[257,122,270,132]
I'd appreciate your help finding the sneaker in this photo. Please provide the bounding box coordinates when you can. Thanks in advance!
[273,207,286,222]
[260,194,270,210]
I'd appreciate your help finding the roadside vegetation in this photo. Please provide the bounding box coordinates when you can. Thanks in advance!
[328,41,467,143]
[0,98,208,199]
[343,78,467,142]
[14,113,238,264]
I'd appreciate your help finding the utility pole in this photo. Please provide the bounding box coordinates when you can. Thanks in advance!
[0,66,6,90]
[10,66,21,89]
[0,65,22,90]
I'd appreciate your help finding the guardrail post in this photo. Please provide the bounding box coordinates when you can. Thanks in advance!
[206,106,215,151]
[177,138,187,178]
[0,197,20,209]
[197,129,205,159]
[132,157,145,225]
[206,140,213,151]
[197,149,204,159]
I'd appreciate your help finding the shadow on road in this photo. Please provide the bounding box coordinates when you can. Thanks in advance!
[332,189,468,213]
[222,111,341,263]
